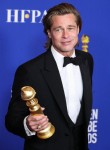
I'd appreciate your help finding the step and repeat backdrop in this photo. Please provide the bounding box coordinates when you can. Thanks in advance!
[0,0,110,149]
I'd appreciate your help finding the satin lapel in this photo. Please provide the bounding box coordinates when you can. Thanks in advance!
[41,51,70,124]
[76,50,92,124]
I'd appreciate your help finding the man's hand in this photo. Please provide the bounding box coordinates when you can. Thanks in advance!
[26,114,49,132]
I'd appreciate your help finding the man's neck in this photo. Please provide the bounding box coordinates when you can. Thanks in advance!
[51,46,75,57]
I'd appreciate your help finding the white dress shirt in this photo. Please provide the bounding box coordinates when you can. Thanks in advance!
[51,46,83,123]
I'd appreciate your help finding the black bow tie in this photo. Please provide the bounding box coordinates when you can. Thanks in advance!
[63,56,82,67]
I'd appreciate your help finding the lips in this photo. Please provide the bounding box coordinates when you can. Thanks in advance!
[61,41,72,45]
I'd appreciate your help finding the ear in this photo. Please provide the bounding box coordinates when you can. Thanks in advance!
[47,30,51,38]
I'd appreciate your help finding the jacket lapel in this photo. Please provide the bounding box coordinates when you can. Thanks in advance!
[76,50,92,124]
[41,51,70,124]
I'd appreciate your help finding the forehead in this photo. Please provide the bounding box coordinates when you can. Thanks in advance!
[51,14,77,27]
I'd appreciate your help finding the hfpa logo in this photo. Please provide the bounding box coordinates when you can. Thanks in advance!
[6,9,47,23]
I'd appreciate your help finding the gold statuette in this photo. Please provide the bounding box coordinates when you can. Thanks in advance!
[21,86,55,139]
[81,34,90,52]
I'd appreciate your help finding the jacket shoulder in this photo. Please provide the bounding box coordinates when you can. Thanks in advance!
[76,49,93,65]
[18,51,48,70]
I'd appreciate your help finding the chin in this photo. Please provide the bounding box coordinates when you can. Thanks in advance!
[62,48,74,52]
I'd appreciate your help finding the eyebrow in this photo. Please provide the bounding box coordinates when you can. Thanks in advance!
[67,25,77,27]
[53,25,77,29]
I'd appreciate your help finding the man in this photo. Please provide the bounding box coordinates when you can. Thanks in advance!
[5,3,93,150]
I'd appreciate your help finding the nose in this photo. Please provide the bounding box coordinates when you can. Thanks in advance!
[62,29,69,38]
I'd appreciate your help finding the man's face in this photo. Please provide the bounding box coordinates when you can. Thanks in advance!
[47,13,79,56]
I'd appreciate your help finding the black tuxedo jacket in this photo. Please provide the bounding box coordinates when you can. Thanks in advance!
[5,49,93,150]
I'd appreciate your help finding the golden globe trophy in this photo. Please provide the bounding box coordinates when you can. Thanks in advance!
[21,86,55,139]
[81,34,89,52]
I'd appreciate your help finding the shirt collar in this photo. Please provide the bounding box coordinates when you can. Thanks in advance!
[51,45,76,68]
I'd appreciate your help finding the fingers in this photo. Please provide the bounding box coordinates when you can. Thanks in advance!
[36,117,49,131]
[26,114,49,132]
